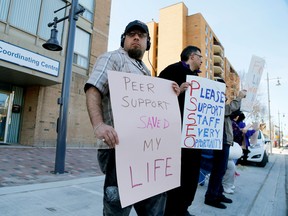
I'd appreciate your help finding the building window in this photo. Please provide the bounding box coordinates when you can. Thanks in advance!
[205,48,209,57]
[205,36,208,45]
[205,60,208,69]
[79,0,94,22]
[38,0,66,41]
[73,27,90,68]
[205,25,208,35]
[9,0,41,34]
[0,0,10,22]
[1,0,65,42]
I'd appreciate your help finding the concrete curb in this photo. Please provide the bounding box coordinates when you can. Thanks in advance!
[0,175,105,196]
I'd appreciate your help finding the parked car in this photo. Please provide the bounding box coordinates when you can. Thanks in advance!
[247,130,269,167]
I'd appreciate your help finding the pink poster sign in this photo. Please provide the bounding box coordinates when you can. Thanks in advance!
[108,71,181,207]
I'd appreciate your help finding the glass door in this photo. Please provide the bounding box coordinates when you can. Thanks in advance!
[0,91,13,143]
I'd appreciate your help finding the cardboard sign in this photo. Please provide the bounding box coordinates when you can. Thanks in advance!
[241,55,265,112]
[181,76,226,149]
[107,71,181,207]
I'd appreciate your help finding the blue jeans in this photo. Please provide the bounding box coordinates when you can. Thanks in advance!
[205,144,230,201]
[98,149,166,216]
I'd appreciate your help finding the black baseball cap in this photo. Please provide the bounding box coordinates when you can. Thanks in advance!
[124,20,149,34]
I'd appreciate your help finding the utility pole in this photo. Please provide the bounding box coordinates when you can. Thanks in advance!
[42,0,85,174]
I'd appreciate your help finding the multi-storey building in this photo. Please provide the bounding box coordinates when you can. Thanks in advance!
[0,1,240,147]
[143,2,240,102]
[0,0,111,146]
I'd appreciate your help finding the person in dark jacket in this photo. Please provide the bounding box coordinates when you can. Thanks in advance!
[204,86,247,209]
[158,45,202,216]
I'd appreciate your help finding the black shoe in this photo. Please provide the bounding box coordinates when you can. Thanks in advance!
[219,196,233,203]
[204,200,227,209]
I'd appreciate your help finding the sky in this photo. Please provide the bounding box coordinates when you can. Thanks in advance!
[107,0,288,136]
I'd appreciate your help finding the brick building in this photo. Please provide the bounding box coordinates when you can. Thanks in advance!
[143,2,240,102]
[0,0,111,147]
[0,1,240,147]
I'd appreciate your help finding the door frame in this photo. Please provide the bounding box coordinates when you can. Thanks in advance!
[0,91,14,143]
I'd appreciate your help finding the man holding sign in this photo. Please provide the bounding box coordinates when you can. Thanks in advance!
[158,46,203,216]
[85,20,180,215]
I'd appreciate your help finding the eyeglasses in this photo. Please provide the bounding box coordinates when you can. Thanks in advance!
[126,31,148,39]
[193,53,203,59]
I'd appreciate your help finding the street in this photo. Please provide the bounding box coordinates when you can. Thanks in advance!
[0,147,287,216]
[189,147,287,216]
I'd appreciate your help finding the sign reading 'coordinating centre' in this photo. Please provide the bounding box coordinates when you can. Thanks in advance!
[0,40,59,76]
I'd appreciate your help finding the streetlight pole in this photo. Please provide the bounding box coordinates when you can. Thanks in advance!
[278,112,286,147]
[43,0,85,174]
[278,111,281,147]
[266,73,281,154]
[267,72,273,154]
[54,0,77,174]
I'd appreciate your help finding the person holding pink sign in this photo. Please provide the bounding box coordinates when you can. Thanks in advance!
[85,20,179,216]
[158,45,203,216]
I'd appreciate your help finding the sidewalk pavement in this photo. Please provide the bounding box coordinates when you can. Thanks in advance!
[0,146,287,216]
[0,145,102,187]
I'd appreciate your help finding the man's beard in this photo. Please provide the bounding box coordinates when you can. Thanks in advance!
[127,48,143,60]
